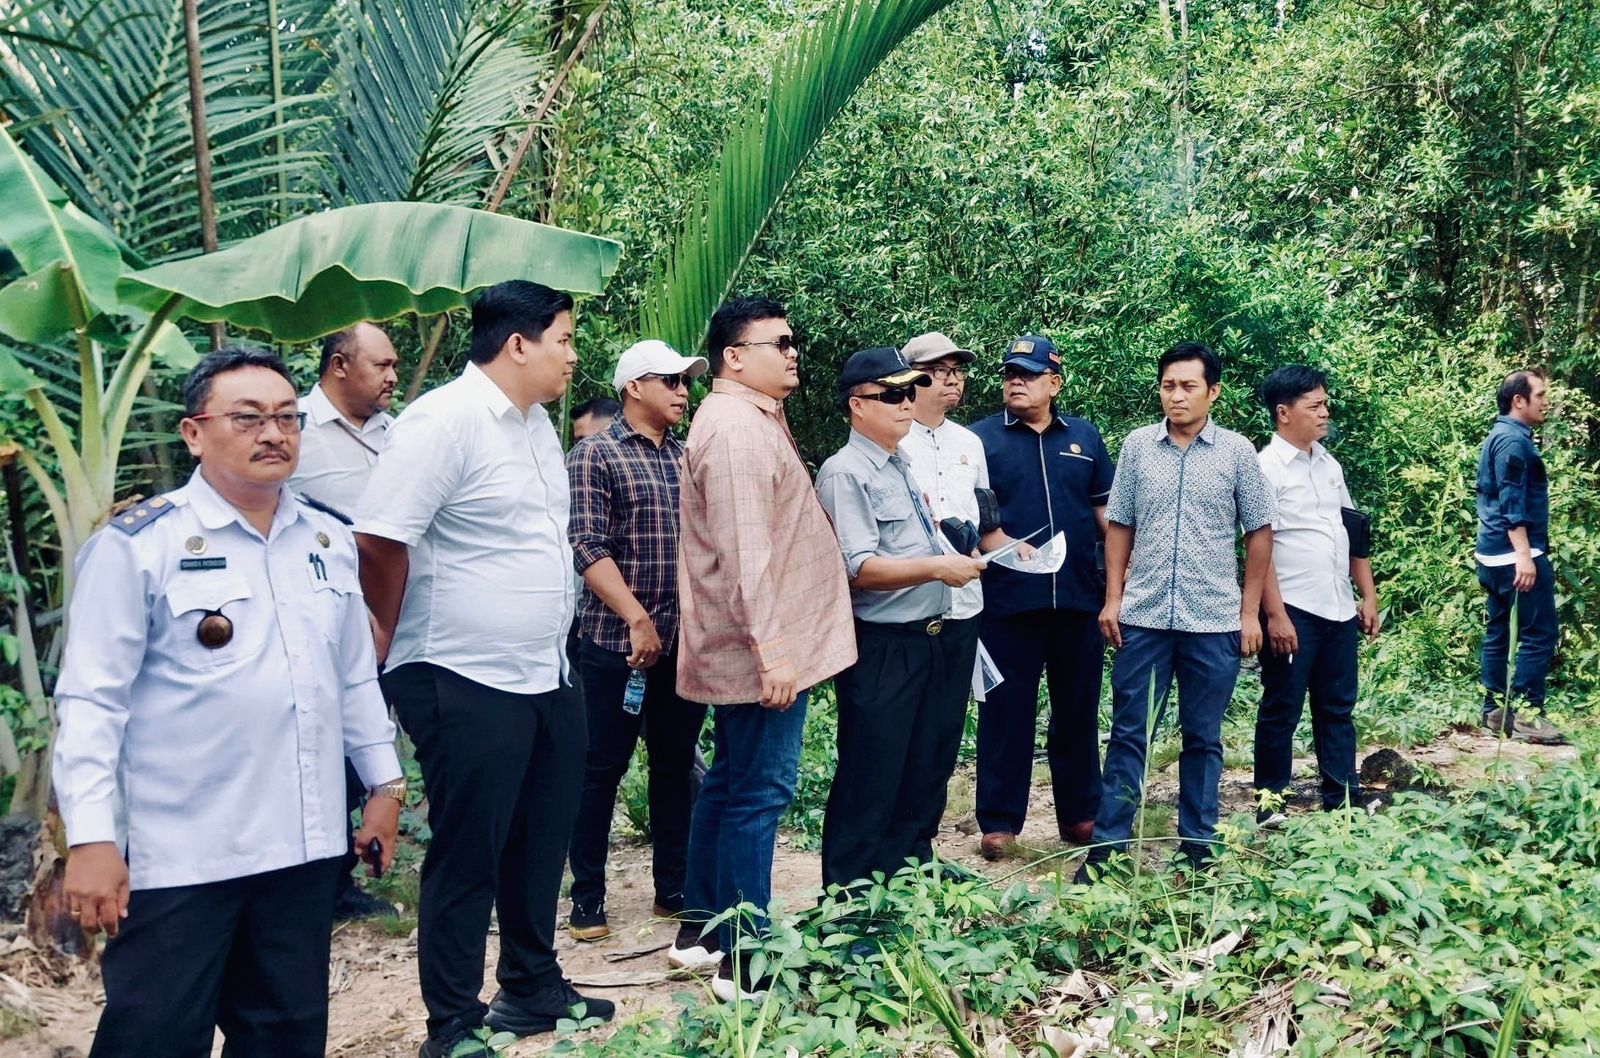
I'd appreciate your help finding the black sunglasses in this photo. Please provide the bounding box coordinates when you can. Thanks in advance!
[642,372,690,389]
[728,335,798,354]
[853,386,917,405]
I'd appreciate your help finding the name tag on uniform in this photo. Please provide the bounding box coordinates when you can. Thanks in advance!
[179,557,228,571]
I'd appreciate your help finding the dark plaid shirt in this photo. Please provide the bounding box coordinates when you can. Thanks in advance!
[567,416,685,653]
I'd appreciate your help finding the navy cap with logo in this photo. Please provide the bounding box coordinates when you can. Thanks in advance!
[1001,335,1062,375]
[836,346,932,396]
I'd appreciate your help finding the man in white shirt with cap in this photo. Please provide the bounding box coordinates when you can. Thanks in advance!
[565,340,709,942]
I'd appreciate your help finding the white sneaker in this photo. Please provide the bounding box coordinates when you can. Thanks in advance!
[711,969,769,1004]
[668,941,723,974]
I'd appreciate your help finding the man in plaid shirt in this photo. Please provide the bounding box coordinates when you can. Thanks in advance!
[565,339,710,942]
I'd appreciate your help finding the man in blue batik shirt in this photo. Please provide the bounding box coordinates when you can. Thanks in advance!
[1474,369,1564,744]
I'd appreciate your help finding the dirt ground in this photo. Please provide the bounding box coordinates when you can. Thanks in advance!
[0,729,1575,1058]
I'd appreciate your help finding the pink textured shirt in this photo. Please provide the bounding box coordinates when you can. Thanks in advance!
[676,379,856,705]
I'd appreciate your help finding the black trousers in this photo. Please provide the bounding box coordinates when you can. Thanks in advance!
[383,662,585,1038]
[568,639,707,910]
[1256,606,1362,809]
[91,857,341,1058]
[821,615,980,890]
[975,609,1104,836]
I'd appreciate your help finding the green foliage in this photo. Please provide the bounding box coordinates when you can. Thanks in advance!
[636,0,958,356]
[556,752,1600,1057]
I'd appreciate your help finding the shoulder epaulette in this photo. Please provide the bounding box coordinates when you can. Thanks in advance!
[109,495,177,535]
[298,493,354,525]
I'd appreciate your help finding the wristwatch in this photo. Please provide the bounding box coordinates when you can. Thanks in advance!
[368,778,408,803]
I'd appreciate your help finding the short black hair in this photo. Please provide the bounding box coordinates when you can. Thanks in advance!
[1260,365,1328,422]
[706,296,786,377]
[469,281,575,366]
[1158,340,1222,387]
[319,327,357,377]
[182,347,296,416]
[570,396,621,422]
[1497,368,1547,415]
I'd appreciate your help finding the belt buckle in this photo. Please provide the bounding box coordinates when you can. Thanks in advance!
[925,619,943,636]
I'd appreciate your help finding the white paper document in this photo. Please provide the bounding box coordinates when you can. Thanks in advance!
[971,640,1004,702]
[991,531,1066,575]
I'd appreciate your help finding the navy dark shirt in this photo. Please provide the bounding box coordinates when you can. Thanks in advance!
[969,408,1114,617]
[1476,415,1549,557]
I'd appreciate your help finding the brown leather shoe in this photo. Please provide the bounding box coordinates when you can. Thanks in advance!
[1060,820,1094,845]
[980,832,1015,861]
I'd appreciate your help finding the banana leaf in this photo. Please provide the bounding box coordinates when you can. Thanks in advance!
[0,123,128,332]
[118,202,623,342]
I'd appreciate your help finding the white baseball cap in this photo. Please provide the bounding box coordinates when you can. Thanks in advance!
[612,339,710,393]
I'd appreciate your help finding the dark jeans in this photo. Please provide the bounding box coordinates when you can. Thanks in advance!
[1479,555,1560,708]
[1091,625,1240,864]
[681,691,808,952]
[1255,606,1361,809]
[383,662,585,1038]
[569,639,707,910]
[92,857,342,1058]
[976,609,1104,836]
[823,616,980,889]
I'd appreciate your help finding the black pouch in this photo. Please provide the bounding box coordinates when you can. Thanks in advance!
[940,518,980,556]
[974,488,1001,534]
[1341,507,1372,558]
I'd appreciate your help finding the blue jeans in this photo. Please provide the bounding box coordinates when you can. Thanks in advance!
[1091,626,1240,865]
[681,692,808,951]
[1479,556,1559,709]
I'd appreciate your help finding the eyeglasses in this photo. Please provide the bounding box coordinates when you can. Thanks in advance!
[852,386,917,406]
[728,335,798,356]
[190,410,307,434]
[642,372,690,390]
[1001,366,1046,383]
[928,366,968,381]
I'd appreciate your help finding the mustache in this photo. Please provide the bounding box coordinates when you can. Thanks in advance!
[252,445,291,460]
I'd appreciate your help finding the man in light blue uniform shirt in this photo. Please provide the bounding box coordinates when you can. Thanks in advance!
[815,347,985,891]
[54,348,403,1058]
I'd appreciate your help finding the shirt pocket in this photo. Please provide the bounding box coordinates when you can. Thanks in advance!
[164,574,258,671]
[866,483,913,524]
[306,563,361,642]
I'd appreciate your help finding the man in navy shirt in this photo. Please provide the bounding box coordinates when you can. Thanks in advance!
[969,336,1113,860]
[1475,369,1564,744]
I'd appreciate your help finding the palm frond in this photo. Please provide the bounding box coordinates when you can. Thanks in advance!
[0,0,335,260]
[324,0,553,206]
[638,0,957,355]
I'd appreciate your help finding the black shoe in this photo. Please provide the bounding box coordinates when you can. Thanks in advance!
[567,900,611,942]
[484,980,615,1036]
[334,879,397,922]
[419,1028,492,1058]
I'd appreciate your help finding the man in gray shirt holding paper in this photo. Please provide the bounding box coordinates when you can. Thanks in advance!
[815,347,986,891]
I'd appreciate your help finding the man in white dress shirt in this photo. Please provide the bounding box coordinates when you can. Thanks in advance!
[1255,365,1380,820]
[355,281,611,1056]
[288,322,398,516]
[288,321,400,921]
[55,347,403,1058]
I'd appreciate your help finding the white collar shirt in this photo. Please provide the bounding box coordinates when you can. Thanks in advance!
[51,469,402,890]
[900,417,990,620]
[287,383,392,518]
[1258,433,1358,622]
[355,363,575,694]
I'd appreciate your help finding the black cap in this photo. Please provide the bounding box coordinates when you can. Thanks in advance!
[1001,335,1062,374]
[836,346,932,395]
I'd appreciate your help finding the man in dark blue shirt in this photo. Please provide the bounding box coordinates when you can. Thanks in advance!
[969,336,1113,860]
[1474,369,1564,744]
